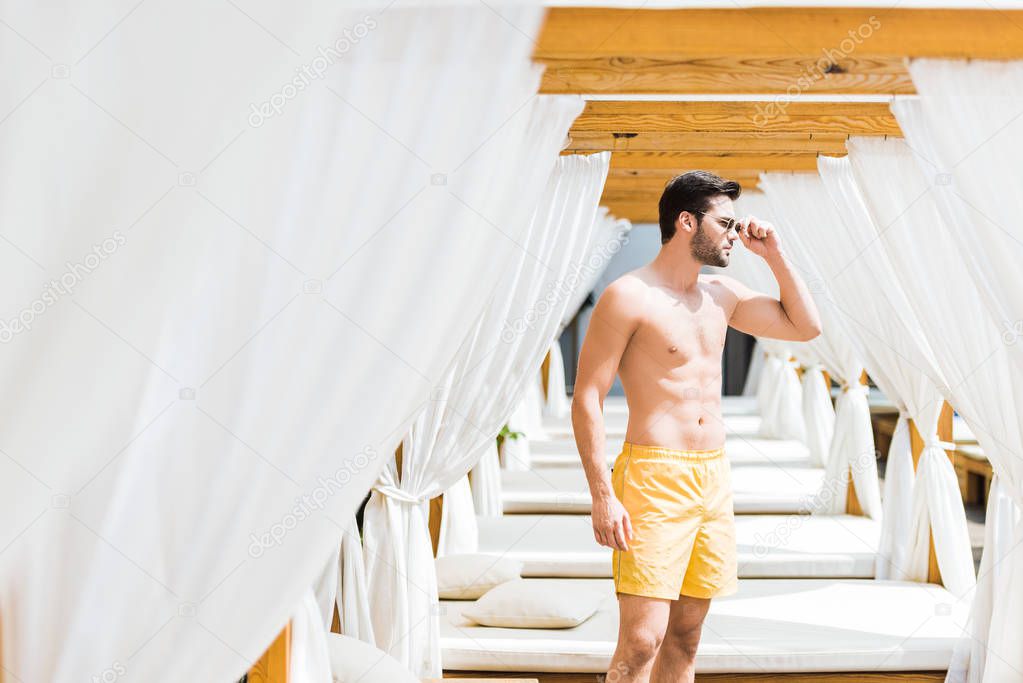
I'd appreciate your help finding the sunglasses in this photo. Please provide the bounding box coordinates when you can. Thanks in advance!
[689,210,743,234]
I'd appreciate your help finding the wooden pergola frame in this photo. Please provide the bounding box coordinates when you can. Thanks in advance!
[535,6,1023,224]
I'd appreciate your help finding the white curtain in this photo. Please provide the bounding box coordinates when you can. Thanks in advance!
[723,196,806,440]
[543,341,569,419]
[813,154,970,572]
[469,441,503,516]
[887,61,1023,680]
[436,475,477,557]
[338,519,375,643]
[363,150,610,677]
[759,178,881,470]
[837,138,978,598]
[0,4,556,681]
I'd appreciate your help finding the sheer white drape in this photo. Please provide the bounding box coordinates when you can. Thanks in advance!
[0,4,555,681]
[815,153,969,574]
[544,341,569,418]
[760,177,879,470]
[469,441,503,516]
[726,194,805,441]
[837,138,977,598]
[363,150,610,677]
[886,63,1023,679]
[756,174,886,521]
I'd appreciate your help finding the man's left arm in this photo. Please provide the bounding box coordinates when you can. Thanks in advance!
[723,216,822,342]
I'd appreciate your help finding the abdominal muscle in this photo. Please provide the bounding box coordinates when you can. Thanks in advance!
[618,352,727,452]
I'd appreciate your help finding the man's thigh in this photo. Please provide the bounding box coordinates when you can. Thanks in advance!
[667,594,711,636]
[616,592,672,641]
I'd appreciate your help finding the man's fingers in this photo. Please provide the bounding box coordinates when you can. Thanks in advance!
[613,522,629,552]
[623,512,633,544]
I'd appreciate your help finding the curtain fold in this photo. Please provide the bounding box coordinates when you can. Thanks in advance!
[0,4,556,680]
[339,518,375,644]
[469,441,503,516]
[881,61,1023,679]
[363,149,610,676]
[718,201,806,440]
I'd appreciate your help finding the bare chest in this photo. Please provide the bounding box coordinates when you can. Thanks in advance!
[630,289,729,368]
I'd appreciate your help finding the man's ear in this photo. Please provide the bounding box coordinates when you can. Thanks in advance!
[677,211,693,233]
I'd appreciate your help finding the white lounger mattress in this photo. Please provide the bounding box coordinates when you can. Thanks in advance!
[529,436,812,469]
[540,413,764,440]
[440,578,966,673]
[477,514,880,578]
[501,466,824,514]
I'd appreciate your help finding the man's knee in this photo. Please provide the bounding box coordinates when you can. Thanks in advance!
[663,621,702,659]
[618,626,664,668]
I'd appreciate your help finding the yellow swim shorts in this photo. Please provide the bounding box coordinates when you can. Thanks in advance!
[611,441,738,600]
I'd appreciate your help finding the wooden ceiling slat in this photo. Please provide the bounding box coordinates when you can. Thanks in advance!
[537,8,1023,59]
[540,56,914,95]
[604,174,762,194]
[572,101,901,136]
[564,131,849,154]
[604,151,820,172]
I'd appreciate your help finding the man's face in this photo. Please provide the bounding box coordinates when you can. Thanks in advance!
[689,196,739,267]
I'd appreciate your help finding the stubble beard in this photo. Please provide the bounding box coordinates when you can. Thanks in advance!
[690,222,728,268]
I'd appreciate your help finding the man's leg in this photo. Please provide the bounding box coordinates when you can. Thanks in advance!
[648,594,711,683]
[606,593,671,683]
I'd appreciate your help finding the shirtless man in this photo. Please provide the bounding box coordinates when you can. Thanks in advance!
[571,171,821,683]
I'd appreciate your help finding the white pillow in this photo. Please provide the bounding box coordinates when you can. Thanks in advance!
[462,578,607,628]
[326,634,417,683]
[435,553,523,599]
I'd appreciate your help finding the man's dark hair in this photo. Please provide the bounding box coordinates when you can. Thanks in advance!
[658,171,742,244]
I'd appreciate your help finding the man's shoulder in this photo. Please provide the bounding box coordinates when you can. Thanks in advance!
[601,271,650,305]
[593,271,649,322]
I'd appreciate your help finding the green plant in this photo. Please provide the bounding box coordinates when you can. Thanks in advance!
[497,423,525,450]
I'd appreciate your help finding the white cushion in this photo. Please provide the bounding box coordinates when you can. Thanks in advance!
[441,578,968,673]
[477,513,880,579]
[436,554,522,599]
[462,578,604,628]
[501,465,824,514]
[326,634,416,683]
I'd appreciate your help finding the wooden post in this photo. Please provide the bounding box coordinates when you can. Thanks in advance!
[908,401,954,585]
[248,622,291,683]
[429,495,443,556]
[540,349,552,400]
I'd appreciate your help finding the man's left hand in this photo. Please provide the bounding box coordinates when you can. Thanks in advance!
[738,215,782,260]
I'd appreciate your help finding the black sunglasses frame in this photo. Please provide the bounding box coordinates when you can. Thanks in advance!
[688,209,743,234]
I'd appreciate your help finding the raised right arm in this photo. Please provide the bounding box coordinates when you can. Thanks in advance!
[571,277,644,551]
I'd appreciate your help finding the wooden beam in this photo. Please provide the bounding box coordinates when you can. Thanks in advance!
[604,174,762,196]
[603,151,822,172]
[572,100,900,136]
[249,622,291,683]
[565,131,850,154]
[537,8,1023,59]
[540,55,913,95]
[908,401,955,585]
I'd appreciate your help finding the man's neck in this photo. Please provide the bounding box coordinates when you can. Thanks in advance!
[650,243,702,292]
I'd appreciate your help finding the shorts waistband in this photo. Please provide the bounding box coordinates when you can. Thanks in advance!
[621,441,725,462]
